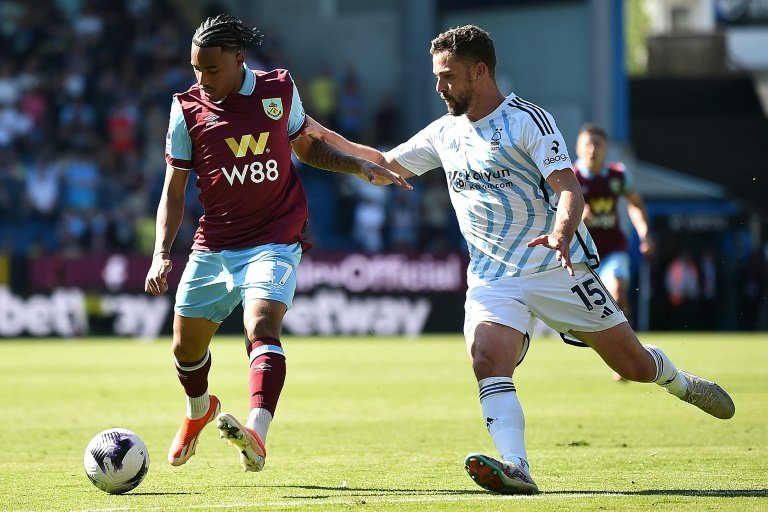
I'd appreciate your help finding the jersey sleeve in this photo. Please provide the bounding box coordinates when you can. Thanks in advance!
[385,121,442,176]
[519,107,571,179]
[164,96,193,170]
[287,78,307,140]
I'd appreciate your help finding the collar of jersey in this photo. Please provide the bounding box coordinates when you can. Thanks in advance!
[465,92,516,126]
[238,63,256,96]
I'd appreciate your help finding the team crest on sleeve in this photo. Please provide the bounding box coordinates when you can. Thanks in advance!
[262,98,283,120]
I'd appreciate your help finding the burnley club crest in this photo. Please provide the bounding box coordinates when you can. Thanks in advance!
[262,98,283,120]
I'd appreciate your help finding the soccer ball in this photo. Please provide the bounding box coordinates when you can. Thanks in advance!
[84,428,149,494]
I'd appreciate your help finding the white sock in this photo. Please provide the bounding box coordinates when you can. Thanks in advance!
[478,377,528,467]
[246,407,273,444]
[644,344,688,397]
[186,392,210,420]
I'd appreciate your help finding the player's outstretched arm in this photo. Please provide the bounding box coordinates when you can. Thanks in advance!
[145,165,188,296]
[527,168,585,276]
[292,117,411,189]
[298,115,415,183]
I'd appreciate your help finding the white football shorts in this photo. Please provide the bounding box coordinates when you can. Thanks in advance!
[464,263,627,346]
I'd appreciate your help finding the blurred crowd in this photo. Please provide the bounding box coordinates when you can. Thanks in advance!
[2,0,763,330]
[0,0,462,261]
[655,245,767,331]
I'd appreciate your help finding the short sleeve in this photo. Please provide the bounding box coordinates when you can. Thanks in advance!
[385,121,442,176]
[518,107,571,179]
[164,96,193,170]
[287,80,306,140]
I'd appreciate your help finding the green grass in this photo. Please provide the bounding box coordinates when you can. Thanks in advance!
[1,333,766,511]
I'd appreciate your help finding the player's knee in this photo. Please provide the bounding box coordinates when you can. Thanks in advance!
[470,340,513,379]
[244,316,282,341]
[171,339,208,363]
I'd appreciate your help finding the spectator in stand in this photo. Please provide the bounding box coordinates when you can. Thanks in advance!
[0,148,24,220]
[0,98,33,149]
[665,249,700,330]
[698,246,720,330]
[57,95,97,149]
[61,147,100,212]
[373,93,400,148]
[307,64,337,129]
[23,150,62,223]
[106,95,140,155]
[337,64,365,141]
[0,62,22,106]
[738,248,767,330]
[388,187,421,252]
[419,170,453,252]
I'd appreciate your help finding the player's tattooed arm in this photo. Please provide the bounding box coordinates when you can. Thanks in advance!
[292,133,411,189]
[303,137,365,173]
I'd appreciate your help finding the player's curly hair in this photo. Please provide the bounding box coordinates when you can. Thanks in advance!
[192,14,263,52]
[430,25,497,77]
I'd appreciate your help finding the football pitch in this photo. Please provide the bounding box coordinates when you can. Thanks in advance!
[1,333,766,511]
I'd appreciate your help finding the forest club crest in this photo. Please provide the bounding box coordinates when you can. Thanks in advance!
[262,98,283,120]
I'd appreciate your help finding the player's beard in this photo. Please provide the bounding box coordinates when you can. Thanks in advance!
[442,88,472,116]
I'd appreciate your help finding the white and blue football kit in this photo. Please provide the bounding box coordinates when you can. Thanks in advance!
[387,93,625,341]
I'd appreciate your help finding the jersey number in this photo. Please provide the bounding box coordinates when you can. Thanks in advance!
[570,278,606,311]
[271,261,293,286]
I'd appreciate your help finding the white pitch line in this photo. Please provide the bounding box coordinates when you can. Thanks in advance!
[58,492,635,512]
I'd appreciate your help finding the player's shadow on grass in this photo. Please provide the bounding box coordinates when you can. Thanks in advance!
[249,484,488,497]
[234,485,768,499]
[549,489,768,498]
[128,491,202,496]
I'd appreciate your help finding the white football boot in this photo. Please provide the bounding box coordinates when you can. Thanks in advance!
[676,370,735,419]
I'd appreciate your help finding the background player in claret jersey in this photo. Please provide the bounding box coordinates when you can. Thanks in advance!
[144,14,410,473]
[574,124,654,381]
[574,123,653,322]
[308,24,735,495]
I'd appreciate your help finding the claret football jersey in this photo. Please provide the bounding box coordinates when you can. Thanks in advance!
[388,93,598,279]
[574,159,632,255]
[165,64,309,251]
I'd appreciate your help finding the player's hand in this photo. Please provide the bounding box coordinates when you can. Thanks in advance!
[145,253,173,296]
[527,233,575,276]
[360,161,412,190]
